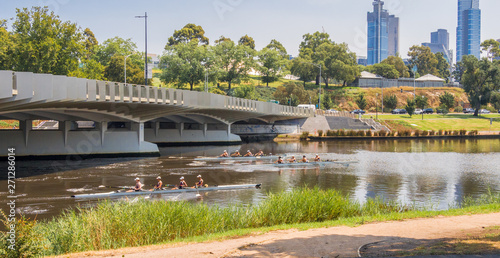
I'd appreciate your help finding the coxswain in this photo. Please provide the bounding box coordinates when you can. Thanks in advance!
[220,150,229,157]
[288,156,296,163]
[300,155,309,163]
[244,150,253,157]
[150,176,163,191]
[314,154,321,162]
[231,150,241,157]
[195,175,204,188]
[254,150,265,156]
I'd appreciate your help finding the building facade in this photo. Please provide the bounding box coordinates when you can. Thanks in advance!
[422,29,453,64]
[367,0,399,65]
[456,0,481,62]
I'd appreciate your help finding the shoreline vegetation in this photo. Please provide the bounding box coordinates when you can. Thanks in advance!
[1,187,499,257]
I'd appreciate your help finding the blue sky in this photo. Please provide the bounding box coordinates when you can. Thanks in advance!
[1,0,499,61]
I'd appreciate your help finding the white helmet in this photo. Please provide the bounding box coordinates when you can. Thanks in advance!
[180,176,184,180]
[156,176,161,180]
[135,177,140,181]
[197,175,202,178]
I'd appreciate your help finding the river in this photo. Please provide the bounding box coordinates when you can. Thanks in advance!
[1,138,499,221]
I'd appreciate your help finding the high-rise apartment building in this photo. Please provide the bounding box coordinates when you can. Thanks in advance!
[422,29,453,64]
[456,0,481,62]
[367,0,399,65]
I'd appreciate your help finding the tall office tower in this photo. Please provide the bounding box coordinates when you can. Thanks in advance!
[423,29,453,64]
[367,0,399,65]
[456,0,481,62]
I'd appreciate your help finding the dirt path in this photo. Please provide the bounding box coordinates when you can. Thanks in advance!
[60,213,500,258]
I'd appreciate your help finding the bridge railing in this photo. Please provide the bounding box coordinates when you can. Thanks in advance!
[2,71,313,118]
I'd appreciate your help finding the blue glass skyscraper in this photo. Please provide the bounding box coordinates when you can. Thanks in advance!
[456,0,481,62]
[367,0,399,65]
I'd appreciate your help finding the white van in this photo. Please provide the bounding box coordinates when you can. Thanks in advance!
[297,104,316,111]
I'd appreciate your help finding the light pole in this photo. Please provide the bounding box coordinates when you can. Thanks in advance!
[135,12,148,86]
[124,55,131,84]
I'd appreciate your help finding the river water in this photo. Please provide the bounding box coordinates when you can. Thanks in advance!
[1,138,499,221]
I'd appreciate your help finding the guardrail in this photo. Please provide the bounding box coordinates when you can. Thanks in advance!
[0,70,314,118]
[318,110,357,119]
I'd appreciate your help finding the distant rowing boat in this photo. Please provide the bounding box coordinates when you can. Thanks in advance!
[71,184,262,199]
[273,160,358,167]
[194,156,281,161]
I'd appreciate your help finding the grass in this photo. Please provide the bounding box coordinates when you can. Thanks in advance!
[365,114,500,131]
[2,187,500,257]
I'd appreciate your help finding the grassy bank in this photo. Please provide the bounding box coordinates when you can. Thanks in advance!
[1,187,499,257]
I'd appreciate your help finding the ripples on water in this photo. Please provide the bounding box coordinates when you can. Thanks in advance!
[0,139,499,220]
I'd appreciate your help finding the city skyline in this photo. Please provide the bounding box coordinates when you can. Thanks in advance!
[1,0,499,63]
[367,0,399,65]
[456,0,481,62]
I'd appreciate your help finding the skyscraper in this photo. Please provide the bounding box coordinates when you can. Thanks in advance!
[456,0,481,62]
[423,29,453,64]
[367,0,399,65]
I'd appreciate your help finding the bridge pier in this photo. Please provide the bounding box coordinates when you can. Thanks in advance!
[0,120,159,159]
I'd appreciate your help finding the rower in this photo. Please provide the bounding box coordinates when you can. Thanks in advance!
[288,156,296,163]
[195,175,204,188]
[314,154,321,162]
[300,155,309,163]
[127,177,142,192]
[275,156,284,164]
[220,150,229,157]
[231,150,241,157]
[150,176,163,191]
[244,150,253,157]
[254,150,264,156]
[178,176,188,189]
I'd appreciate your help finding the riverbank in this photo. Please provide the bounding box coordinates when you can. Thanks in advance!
[3,187,499,257]
[309,134,500,141]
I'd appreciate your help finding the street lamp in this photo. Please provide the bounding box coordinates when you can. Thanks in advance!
[135,12,148,86]
[124,55,131,84]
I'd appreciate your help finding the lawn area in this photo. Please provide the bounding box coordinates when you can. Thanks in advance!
[364,113,500,131]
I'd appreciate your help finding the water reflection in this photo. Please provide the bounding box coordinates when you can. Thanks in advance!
[0,139,498,220]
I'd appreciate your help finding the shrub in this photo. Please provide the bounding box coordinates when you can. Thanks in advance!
[358,130,366,137]
[454,106,463,113]
[379,130,387,137]
[459,129,467,136]
[373,131,379,137]
[469,130,479,136]
[429,130,436,136]
[0,211,44,258]
[452,130,460,136]
[300,131,309,140]
[414,130,421,137]
[398,130,411,137]
[421,130,429,136]
[317,130,323,137]
[338,129,345,136]
[326,130,334,137]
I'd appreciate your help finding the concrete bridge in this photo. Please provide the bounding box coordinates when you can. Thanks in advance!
[0,70,313,158]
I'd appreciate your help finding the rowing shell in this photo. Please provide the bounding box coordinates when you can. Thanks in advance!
[273,160,358,167]
[194,156,281,161]
[71,184,262,199]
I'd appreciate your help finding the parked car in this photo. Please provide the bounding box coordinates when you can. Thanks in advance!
[399,109,407,114]
[423,108,434,114]
[350,109,366,114]
[479,109,490,114]
[326,109,339,114]
[464,108,475,114]
[391,109,401,114]
[414,109,423,114]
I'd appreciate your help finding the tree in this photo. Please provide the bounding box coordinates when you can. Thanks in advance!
[299,31,331,85]
[214,35,231,44]
[461,55,500,116]
[490,92,500,110]
[0,20,15,70]
[481,39,500,61]
[95,37,137,67]
[238,35,255,49]
[160,41,209,90]
[366,63,399,79]
[257,47,288,86]
[316,41,359,87]
[321,93,334,110]
[69,59,105,80]
[105,54,146,85]
[439,92,456,112]
[381,56,410,78]
[83,28,98,58]
[407,45,438,76]
[383,95,398,110]
[266,39,287,58]
[213,39,255,90]
[290,55,317,87]
[415,95,429,109]
[273,82,316,106]
[12,6,86,75]
[435,52,450,82]
[405,98,416,117]
[234,84,256,99]
[167,23,209,46]
[356,94,367,110]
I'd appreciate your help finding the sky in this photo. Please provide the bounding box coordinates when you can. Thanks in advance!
[1,0,499,62]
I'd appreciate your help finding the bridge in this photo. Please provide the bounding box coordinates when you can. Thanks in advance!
[0,70,314,158]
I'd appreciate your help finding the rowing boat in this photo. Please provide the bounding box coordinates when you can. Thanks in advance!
[71,184,262,199]
[194,156,281,161]
[273,160,358,167]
